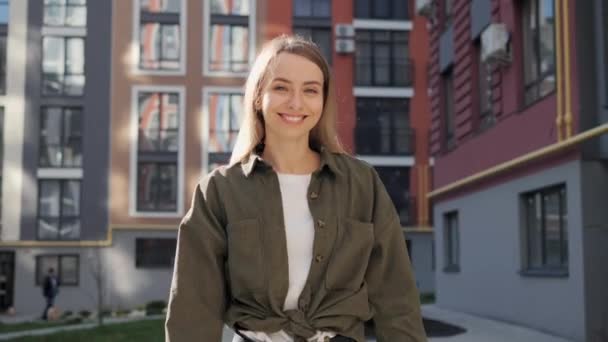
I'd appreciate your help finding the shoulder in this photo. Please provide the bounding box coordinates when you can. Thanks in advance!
[330,152,379,182]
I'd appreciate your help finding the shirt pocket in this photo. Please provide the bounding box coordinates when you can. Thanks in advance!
[226,218,265,295]
[325,217,374,291]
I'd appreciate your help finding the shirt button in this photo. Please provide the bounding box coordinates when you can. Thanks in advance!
[310,191,318,199]
[315,254,324,263]
[317,219,326,229]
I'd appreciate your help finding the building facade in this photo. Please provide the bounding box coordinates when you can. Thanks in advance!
[0,0,433,316]
[425,0,608,341]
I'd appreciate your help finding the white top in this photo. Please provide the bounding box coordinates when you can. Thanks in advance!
[237,173,336,342]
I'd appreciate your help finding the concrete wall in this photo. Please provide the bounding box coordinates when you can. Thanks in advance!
[433,160,586,341]
[407,231,435,294]
[580,161,608,342]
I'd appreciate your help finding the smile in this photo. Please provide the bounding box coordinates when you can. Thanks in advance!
[278,113,307,123]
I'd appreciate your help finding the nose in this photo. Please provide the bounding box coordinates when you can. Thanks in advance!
[288,91,303,111]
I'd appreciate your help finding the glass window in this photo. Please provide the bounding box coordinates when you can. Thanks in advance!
[37,180,81,240]
[355,30,411,86]
[139,0,181,70]
[36,255,79,286]
[44,0,87,27]
[355,98,412,155]
[292,27,332,64]
[0,35,5,94]
[136,91,180,212]
[443,69,455,148]
[374,166,411,226]
[135,238,176,268]
[523,185,568,272]
[293,0,330,18]
[0,1,8,24]
[140,0,180,13]
[523,0,555,105]
[39,107,82,167]
[355,0,408,20]
[208,0,250,73]
[0,108,3,225]
[42,36,85,96]
[443,211,459,270]
[207,93,243,170]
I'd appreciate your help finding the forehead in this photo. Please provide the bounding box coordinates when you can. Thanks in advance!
[268,52,324,84]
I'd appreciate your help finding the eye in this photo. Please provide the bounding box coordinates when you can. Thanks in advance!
[273,85,288,91]
[304,88,319,94]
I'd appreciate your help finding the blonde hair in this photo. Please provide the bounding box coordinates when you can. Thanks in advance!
[229,35,345,165]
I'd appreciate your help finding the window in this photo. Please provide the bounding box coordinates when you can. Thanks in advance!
[355,30,411,87]
[476,41,493,130]
[355,0,409,20]
[39,107,82,168]
[207,0,251,73]
[135,238,176,268]
[36,255,79,286]
[42,36,85,96]
[443,211,459,272]
[136,91,180,212]
[522,185,568,273]
[206,92,243,171]
[293,28,332,65]
[139,0,181,71]
[443,0,453,28]
[43,0,87,27]
[37,179,81,240]
[522,0,555,105]
[0,1,8,24]
[0,0,7,95]
[375,166,411,226]
[442,69,455,148]
[0,108,3,231]
[355,98,412,155]
[294,0,330,17]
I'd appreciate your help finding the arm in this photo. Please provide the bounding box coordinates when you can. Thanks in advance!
[365,169,427,342]
[165,175,228,341]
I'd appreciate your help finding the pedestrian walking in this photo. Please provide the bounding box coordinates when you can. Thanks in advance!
[41,267,59,320]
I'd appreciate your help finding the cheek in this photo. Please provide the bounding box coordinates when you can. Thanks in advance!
[308,97,324,116]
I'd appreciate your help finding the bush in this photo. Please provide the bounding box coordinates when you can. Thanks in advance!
[145,300,167,316]
[420,292,436,304]
[61,310,73,319]
[79,310,91,318]
[115,309,131,317]
[65,317,83,325]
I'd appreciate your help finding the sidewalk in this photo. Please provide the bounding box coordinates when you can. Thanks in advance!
[422,305,574,342]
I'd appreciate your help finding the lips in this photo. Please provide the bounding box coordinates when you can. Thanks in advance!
[278,112,307,123]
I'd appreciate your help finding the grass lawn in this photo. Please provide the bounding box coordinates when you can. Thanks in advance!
[5,319,165,342]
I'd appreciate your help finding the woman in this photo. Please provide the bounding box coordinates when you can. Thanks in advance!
[165,35,426,342]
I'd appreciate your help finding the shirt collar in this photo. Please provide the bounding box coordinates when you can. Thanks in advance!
[241,146,341,178]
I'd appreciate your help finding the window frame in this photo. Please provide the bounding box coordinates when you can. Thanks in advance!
[41,35,86,97]
[520,184,568,276]
[355,29,411,87]
[442,68,455,150]
[43,0,87,28]
[443,211,460,272]
[35,254,80,286]
[130,86,184,217]
[354,0,409,20]
[0,28,6,95]
[355,97,413,156]
[36,179,81,241]
[293,0,331,18]
[202,86,244,174]
[373,166,412,226]
[202,0,256,77]
[135,238,177,268]
[133,0,186,75]
[521,0,556,106]
[38,106,83,168]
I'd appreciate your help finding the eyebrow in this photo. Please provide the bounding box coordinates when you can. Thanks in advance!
[271,77,322,87]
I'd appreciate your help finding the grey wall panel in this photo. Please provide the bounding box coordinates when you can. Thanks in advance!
[439,25,454,73]
[408,232,435,294]
[470,0,491,40]
[433,160,586,341]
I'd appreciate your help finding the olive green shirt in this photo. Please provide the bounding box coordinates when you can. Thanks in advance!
[165,149,427,342]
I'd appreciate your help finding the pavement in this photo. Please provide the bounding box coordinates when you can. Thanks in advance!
[0,305,575,341]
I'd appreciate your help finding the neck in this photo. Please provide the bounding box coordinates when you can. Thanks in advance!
[262,137,320,174]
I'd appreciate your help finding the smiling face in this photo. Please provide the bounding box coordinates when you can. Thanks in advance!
[259,52,325,147]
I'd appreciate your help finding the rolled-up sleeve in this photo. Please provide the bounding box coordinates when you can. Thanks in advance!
[365,169,427,342]
[165,175,228,341]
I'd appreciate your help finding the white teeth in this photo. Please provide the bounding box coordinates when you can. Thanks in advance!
[281,114,304,122]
